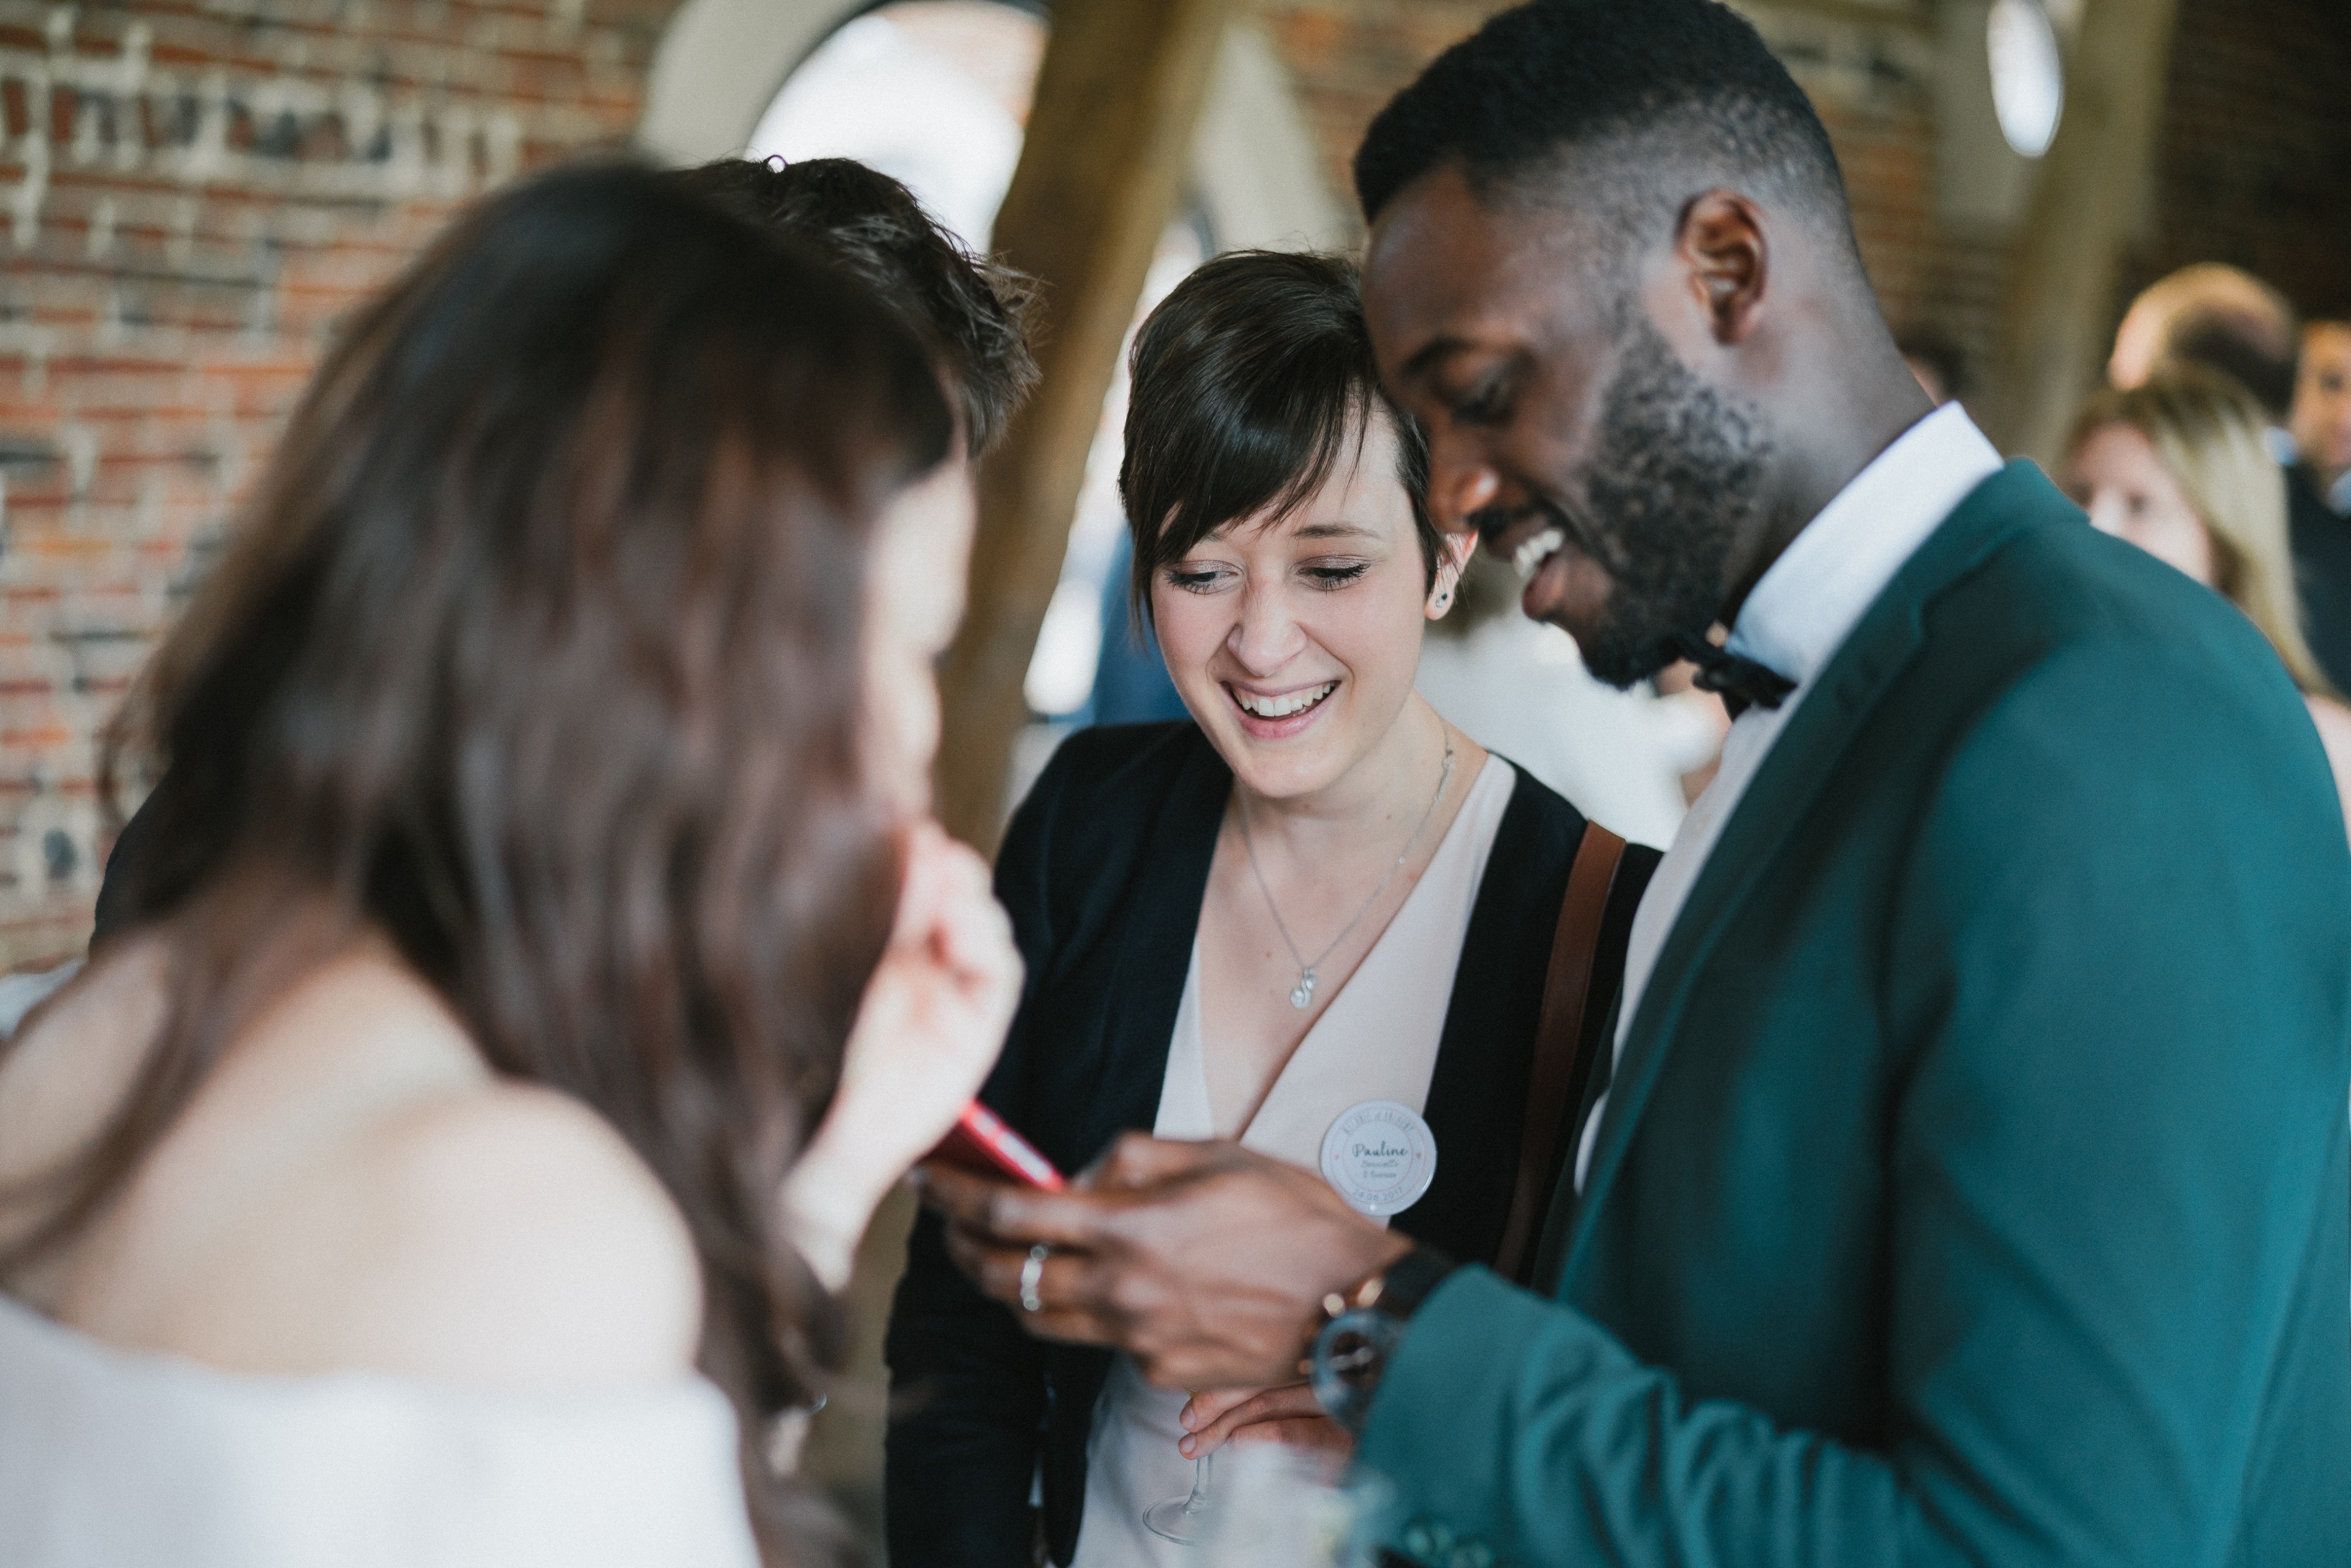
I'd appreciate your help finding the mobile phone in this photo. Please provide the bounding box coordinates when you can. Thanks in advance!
[925,1102,1066,1190]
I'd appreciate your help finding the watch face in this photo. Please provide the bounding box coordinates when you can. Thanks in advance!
[1309,1307,1406,1432]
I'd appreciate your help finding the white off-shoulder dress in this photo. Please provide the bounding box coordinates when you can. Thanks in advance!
[0,1291,761,1568]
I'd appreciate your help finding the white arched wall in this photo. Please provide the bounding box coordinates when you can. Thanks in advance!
[635,0,1352,252]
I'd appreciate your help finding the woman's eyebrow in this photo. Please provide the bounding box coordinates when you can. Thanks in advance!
[1292,522,1380,541]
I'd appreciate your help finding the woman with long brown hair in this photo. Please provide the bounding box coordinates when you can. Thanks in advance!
[0,163,1017,1566]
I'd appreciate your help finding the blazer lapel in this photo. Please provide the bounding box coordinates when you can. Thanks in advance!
[1399,766,1581,1264]
[1563,463,2061,1272]
[1067,727,1230,1167]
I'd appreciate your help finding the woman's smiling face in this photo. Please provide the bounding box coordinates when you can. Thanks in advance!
[1150,412,1450,802]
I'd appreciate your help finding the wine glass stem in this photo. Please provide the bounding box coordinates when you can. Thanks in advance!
[1184,1451,1213,1514]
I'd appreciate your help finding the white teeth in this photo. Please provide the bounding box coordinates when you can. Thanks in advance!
[1236,681,1336,719]
[1513,527,1567,583]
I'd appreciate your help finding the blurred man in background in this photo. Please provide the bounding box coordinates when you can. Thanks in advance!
[2292,315,2351,514]
[2108,262,2300,423]
[2286,315,2351,690]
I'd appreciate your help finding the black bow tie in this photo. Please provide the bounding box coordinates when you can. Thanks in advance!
[1669,631,1795,718]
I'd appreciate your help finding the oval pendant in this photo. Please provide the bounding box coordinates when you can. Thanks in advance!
[1289,970,1316,1009]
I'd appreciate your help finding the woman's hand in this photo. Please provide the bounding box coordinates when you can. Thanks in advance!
[781,823,1022,1289]
[1179,1383,1353,1462]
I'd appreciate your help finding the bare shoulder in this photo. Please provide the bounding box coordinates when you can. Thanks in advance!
[289,1081,706,1389]
[16,943,704,1390]
[91,951,708,1391]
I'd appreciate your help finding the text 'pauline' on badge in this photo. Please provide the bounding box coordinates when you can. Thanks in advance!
[1320,1100,1437,1217]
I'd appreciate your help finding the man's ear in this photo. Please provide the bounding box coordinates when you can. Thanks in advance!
[1676,190,1768,346]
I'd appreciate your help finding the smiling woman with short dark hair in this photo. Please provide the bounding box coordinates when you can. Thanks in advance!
[883,248,1654,1568]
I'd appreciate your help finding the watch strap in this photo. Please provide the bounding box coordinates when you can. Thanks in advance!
[1364,1242,1457,1321]
[1308,1244,1458,1434]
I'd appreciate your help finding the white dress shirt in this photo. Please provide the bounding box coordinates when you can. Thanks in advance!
[1417,618,1720,847]
[1574,404,2006,1192]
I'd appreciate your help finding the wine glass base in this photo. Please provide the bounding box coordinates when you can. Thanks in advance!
[1142,1495,1215,1545]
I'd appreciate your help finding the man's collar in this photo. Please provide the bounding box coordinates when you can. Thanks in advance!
[1726,403,2005,694]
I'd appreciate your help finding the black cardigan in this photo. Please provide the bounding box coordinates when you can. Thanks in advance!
[885,721,1623,1567]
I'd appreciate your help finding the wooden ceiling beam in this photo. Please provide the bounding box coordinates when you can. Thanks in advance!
[1981,0,2182,464]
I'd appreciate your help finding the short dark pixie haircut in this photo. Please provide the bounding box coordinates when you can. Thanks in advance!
[671,156,1038,452]
[1354,0,1857,285]
[1122,250,1437,620]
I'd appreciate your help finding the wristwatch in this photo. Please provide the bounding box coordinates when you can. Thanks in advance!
[1306,1243,1457,1434]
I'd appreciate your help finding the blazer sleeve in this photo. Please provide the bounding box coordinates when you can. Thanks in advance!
[883,1209,1048,1567]
[1353,639,2351,1565]
[882,742,1072,1567]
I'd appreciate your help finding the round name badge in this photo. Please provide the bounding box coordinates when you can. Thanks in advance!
[1320,1100,1438,1217]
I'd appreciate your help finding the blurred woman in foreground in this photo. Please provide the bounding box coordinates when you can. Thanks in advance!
[0,163,1017,1566]
[2066,367,2351,826]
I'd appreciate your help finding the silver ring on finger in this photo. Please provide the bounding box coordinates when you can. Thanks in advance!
[1019,1244,1050,1314]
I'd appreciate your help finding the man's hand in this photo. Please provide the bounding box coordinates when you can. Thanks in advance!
[920,1134,1409,1390]
[1179,1383,1351,1461]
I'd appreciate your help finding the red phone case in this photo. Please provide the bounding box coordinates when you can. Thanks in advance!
[927,1102,1066,1190]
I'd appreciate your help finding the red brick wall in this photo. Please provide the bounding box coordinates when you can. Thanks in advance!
[1257,0,1514,213]
[2125,0,2351,320]
[0,0,674,968]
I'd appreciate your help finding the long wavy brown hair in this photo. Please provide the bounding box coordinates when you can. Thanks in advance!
[2,160,951,1558]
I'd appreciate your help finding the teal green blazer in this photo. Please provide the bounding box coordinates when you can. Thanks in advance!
[1357,464,2351,1566]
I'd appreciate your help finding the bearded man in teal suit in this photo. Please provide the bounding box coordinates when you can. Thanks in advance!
[924,2,2351,1562]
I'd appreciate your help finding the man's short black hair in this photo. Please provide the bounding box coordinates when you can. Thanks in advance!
[1121,250,1437,620]
[1354,0,1851,266]
[669,156,1038,452]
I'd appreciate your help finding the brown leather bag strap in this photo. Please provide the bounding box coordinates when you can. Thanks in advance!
[1493,819,1628,1285]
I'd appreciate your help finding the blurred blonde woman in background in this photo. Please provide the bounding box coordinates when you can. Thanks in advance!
[2066,367,2351,828]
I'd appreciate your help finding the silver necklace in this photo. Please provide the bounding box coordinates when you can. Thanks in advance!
[1238,734,1457,1010]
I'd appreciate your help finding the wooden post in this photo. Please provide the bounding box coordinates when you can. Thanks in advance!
[933,0,1240,854]
[1980,0,2181,465]
[789,2,1243,1515]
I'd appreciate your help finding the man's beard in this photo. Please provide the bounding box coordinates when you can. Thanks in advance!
[1557,318,1772,688]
